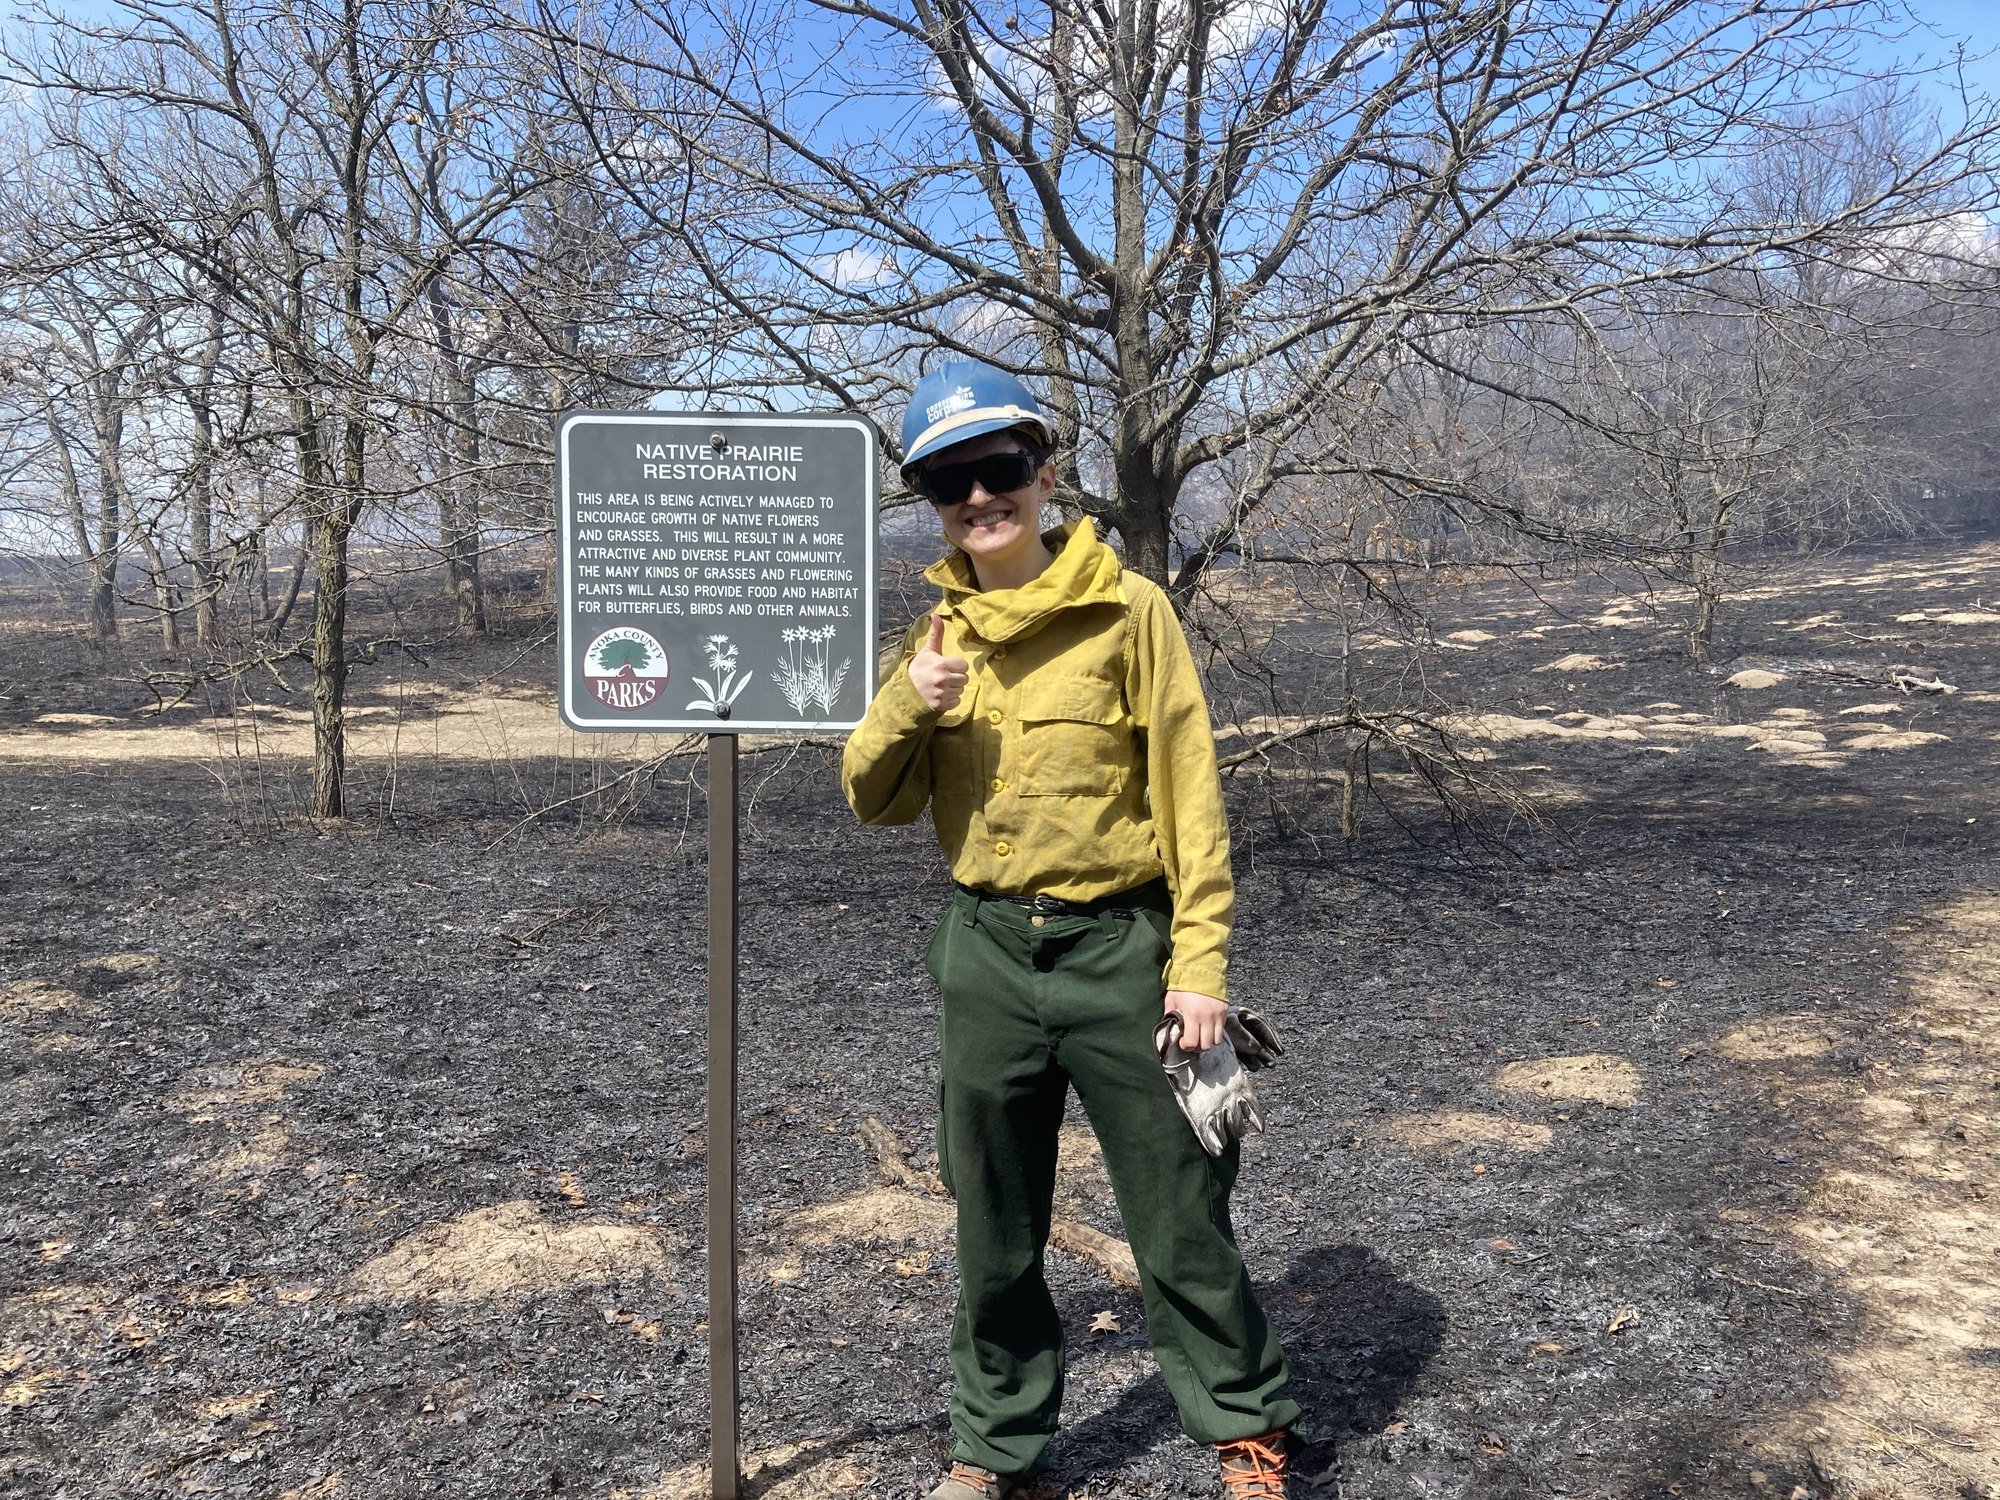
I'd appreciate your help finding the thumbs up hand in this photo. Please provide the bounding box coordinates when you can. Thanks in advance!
[908,613,969,713]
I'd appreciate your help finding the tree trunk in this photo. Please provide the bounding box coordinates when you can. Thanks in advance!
[428,284,488,635]
[47,411,117,641]
[1117,507,1172,587]
[268,528,309,637]
[188,411,221,648]
[310,504,354,818]
[1689,580,1717,666]
[441,492,484,632]
[135,533,182,651]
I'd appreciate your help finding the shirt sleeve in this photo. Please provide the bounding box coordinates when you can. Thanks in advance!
[1124,583,1234,1001]
[841,616,943,826]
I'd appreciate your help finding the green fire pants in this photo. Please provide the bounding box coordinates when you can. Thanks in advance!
[924,882,1299,1476]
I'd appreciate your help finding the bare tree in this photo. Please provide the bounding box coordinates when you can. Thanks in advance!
[8,0,673,813]
[549,0,2000,599]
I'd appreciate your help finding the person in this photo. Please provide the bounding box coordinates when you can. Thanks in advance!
[840,364,1301,1499]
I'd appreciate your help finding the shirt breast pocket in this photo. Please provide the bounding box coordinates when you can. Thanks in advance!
[1016,676,1129,797]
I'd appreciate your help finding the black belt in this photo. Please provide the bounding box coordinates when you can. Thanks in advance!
[953,877,1168,918]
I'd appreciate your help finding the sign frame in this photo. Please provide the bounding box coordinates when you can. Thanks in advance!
[556,409,879,734]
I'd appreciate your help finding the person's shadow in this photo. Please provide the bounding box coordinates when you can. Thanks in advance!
[1043,1242,1446,1487]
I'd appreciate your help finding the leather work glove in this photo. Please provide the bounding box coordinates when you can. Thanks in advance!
[1152,1006,1285,1157]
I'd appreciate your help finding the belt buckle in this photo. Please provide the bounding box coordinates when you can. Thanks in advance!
[1030,893,1064,914]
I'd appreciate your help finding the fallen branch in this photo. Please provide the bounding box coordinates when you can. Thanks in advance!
[1891,671,1958,695]
[500,904,611,949]
[484,732,847,850]
[1048,1221,1141,1289]
[1216,713,1355,769]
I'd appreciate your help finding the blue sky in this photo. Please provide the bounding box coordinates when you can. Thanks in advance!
[1884,1,2000,101]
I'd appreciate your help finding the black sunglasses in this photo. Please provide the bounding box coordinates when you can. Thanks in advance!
[917,450,1042,507]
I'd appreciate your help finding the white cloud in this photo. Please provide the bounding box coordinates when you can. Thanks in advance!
[809,246,897,288]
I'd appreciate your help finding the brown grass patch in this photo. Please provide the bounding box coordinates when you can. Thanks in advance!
[1744,893,2000,1498]
[0,979,93,1023]
[74,952,159,987]
[1841,731,1951,751]
[345,1200,673,1303]
[1492,1053,1641,1109]
[167,1056,325,1113]
[617,1436,880,1499]
[1722,668,1786,690]
[1385,1109,1553,1154]
[1711,1015,1842,1063]
[1537,652,1615,672]
[782,1186,955,1247]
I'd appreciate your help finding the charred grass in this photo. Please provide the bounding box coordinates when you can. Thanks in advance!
[2,542,1997,1499]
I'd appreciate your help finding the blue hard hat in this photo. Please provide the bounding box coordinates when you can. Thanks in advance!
[899,363,1055,480]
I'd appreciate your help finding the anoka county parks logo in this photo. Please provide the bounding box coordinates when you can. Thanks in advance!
[583,627,670,711]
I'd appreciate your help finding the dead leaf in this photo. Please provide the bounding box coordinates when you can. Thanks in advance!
[1088,1310,1121,1334]
[555,1171,589,1207]
[1382,1420,1409,1435]
[1488,1238,1519,1252]
[1528,1341,1571,1357]
[1604,1304,1640,1333]
[1477,1430,1507,1455]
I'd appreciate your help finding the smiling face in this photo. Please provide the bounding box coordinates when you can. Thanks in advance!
[926,428,1059,587]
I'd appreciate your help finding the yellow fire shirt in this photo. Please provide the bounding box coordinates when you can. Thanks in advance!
[841,520,1234,1001]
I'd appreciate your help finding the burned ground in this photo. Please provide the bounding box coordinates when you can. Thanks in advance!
[2,542,1996,1499]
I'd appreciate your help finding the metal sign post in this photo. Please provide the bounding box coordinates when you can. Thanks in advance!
[706,733,740,1500]
[554,411,878,1499]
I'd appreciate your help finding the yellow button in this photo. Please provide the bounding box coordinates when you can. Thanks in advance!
[1031,914,1046,928]
[987,708,1004,725]
[994,840,1013,857]
[990,777,1006,792]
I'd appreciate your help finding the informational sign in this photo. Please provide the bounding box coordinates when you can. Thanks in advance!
[557,411,879,732]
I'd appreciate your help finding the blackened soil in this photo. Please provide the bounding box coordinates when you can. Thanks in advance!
[2,542,1997,1499]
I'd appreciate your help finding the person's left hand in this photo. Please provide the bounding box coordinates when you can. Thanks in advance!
[1165,989,1229,1052]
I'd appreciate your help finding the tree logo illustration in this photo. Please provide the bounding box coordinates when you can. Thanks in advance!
[581,627,670,711]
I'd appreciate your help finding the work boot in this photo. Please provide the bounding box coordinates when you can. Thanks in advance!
[1216,1430,1293,1499]
[926,1460,1016,1499]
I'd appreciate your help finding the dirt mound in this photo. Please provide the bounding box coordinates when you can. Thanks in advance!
[345,1201,673,1303]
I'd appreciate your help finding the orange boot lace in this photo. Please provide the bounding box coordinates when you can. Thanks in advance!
[945,1462,1007,1498]
[1216,1431,1291,1500]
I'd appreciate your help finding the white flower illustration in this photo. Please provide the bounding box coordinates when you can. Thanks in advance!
[687,633,754,719]
[772,624,852,715]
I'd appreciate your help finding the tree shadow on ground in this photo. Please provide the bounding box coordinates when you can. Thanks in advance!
[1040,1242,1446,1487]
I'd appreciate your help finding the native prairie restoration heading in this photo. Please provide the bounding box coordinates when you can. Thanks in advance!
[635,441,804,483]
